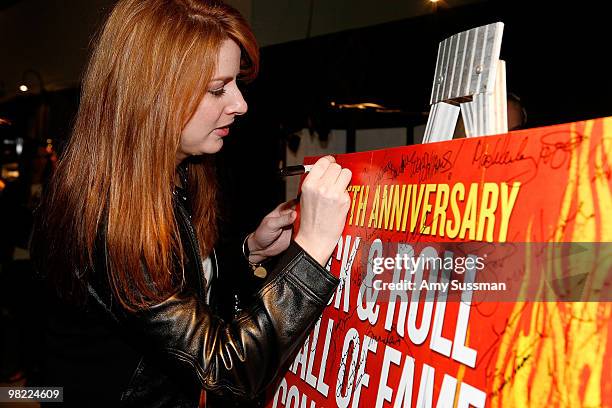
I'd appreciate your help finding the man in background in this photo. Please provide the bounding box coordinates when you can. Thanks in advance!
[506,92,528,131]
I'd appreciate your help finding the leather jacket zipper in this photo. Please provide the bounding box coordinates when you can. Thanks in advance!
[175,200,207,299]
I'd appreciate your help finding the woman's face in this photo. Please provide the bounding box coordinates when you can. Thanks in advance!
[177,39,247,163]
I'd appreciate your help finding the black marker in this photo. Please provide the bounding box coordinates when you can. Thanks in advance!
[278,164,313,177]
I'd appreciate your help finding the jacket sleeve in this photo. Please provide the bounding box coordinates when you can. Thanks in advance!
[123,240,338,400]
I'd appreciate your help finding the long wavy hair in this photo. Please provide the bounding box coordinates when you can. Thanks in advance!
[31,0,258,311]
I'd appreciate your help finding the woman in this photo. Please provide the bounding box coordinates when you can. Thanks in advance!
[30,0,351,407]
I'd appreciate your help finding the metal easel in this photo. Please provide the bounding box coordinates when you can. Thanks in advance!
[423,22,507,143]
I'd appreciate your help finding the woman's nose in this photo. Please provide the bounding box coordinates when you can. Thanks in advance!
[227,87,248,116]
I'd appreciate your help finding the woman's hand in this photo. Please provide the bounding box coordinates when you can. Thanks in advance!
[294,156,352,266]
[247,200,298,264]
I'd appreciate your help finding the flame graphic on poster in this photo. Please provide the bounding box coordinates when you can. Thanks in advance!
[491,119,612,407]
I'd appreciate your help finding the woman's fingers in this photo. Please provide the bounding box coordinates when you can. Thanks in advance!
[266,209,297,230]
[303,156,335,182]
[320,162,342,187]
[336,168,352,190]
[273,198,298,213]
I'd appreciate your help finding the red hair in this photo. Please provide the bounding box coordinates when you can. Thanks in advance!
[31,0,259,310]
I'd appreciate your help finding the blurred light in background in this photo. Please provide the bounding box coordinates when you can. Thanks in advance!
[1,163,19,181]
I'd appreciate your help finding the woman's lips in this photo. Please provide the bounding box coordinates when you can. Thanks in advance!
[214,126,230,137]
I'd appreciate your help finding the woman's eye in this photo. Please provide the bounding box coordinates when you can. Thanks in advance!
[209,87,226,97]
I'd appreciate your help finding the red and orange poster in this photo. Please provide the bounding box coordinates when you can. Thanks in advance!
[267,117,612,407]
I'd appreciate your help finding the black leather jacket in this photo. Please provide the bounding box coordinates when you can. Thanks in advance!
[40,191,339,407]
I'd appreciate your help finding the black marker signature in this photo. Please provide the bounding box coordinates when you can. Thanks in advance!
[472,132,585,184]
